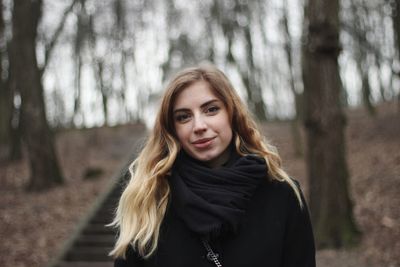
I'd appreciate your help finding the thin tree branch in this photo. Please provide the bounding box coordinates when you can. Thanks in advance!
[340,21,393,63]
[40,0,79,76]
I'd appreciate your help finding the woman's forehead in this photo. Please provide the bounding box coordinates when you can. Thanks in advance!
[173,81,221,110]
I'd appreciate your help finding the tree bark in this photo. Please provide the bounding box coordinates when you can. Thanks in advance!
[282,0,304,157]
[302,0,360,248]
[243,25,268,121]
[360,67,376,116]
[392,0,400,109]
[41,0,79,75]
[214,0,268,121]
[11,0,63,190]
[0,1,12,160]
[6,41,23,161]
[349,1,376,116]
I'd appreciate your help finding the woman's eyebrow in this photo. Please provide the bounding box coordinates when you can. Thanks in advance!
[173,99,220,113]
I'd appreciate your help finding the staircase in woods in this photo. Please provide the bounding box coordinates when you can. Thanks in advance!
[47,164,132,267]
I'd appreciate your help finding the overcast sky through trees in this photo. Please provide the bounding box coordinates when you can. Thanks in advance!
[3,0,397,128]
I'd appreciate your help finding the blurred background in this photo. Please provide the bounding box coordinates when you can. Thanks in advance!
[0,0,399,266]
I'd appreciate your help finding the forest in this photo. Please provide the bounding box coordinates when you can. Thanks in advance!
[0,0,399,266]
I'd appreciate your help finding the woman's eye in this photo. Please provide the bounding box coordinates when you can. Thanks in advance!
[175,113,191,122]
[206,106,220,114]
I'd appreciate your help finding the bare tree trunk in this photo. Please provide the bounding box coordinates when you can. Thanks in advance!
[9,112,23,161]
[87,13,109,126]
[373,56,388,102]
[394,0,400,57]
[360,65,376,116]
[213,0,268,121]
[391,0,400,109]
[96,60,109,125]
[236,0,267,121]
[349,1,376,116]
[120,51,130,122]
[0,1,12,160]
[243,26,268,121]
[282,1,304,157]
[302,0,360,248]
[113,0,129,122]
[72,0,88,127]
[6,41,23,161]
[11,0,63,190]
[41,0,78,76]
[73,54,83,126]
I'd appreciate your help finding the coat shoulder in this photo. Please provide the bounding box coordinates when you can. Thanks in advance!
[254,177,305,214]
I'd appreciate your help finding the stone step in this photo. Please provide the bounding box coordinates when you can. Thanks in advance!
[45,137,146,267]
[90,216,113,224]
[65,247,114,262]
[101,202,118,209]
[90,212,114,221]
[82,224,116,235]
[57,261,113,267]
[75,235,116,247]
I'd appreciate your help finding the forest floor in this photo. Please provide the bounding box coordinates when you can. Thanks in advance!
[261,101,400,267]
[0,101,399,267]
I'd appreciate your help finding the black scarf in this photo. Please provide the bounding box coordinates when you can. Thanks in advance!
[168,151,267,240]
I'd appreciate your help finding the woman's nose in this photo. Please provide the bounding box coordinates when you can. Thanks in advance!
[193,115,207,133]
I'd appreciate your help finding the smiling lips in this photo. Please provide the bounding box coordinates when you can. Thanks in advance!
[192,137,216,148]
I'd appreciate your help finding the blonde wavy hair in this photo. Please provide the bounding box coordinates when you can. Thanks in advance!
[109,64,302,259]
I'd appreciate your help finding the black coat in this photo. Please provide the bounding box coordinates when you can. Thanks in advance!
[114,179,316,267]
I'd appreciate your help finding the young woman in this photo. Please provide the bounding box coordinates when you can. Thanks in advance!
[110,65,315,267]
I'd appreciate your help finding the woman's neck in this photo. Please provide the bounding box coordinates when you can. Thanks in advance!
[205,145,233,168]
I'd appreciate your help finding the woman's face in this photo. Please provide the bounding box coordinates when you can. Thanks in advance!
[173,81,233,168]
